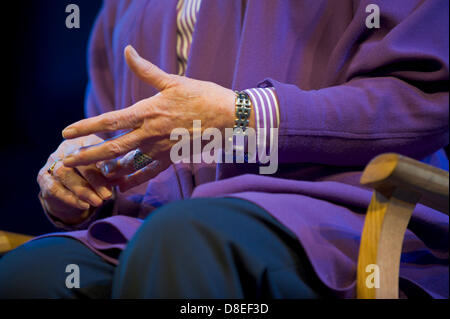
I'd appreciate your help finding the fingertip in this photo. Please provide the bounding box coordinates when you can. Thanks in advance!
[124,45,131,58]
[100,161,116,177]
[97,186,113,200]
[124,44,138,59]
[77,200,90,210]
[89,193,104,207]
[62,156,77,167]
[62,127,77,139]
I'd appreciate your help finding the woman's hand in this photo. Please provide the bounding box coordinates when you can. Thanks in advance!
[37,134,113,225]
[60,45,242,188]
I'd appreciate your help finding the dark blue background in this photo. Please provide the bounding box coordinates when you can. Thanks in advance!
[1,1,102,235]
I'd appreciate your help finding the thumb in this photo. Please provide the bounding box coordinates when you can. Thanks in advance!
[124,45,172,91]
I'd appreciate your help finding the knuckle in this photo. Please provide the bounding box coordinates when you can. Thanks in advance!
[47,183,60,198]
[101,115,119,131]
[127,108,141,126]
[166,74,179,87]
[37,168,46,184]
[108,141,123,157]
[52,162,65,178]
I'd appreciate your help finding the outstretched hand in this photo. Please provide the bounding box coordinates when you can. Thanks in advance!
[62,45,236,190]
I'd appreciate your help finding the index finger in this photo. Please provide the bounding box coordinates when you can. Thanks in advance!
[63,130,144,167]
[62,100,147,139]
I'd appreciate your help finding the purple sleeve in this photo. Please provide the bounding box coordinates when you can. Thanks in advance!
[258,0,449,165]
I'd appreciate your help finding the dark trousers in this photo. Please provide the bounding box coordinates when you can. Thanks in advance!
[0,198,328,298]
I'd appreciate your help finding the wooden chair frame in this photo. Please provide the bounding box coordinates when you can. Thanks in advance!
[357,153,449,298]
[0,231,33,255]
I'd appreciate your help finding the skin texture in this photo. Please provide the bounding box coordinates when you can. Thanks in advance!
[37,134,114,225]
[61,45,255,191]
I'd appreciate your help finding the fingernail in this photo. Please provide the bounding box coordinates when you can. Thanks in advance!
[78,200,90,210]
[101,162,117,177]
[98,187,112,200]
[89,194,103,207]
[127,44,138,57]
[62,128,76,138]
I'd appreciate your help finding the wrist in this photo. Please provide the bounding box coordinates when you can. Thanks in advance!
[219,88,237,135]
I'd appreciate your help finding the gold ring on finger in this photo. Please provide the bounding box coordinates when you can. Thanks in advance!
[47,159,61,176]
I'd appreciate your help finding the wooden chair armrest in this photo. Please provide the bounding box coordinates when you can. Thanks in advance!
[360,153,449,214]
[0,231,34,255]
[357,153,449,299]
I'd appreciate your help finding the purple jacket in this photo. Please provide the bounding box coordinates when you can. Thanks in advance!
[38,0,449,298]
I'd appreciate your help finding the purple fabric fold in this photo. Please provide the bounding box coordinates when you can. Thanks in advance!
[33,216,143,265]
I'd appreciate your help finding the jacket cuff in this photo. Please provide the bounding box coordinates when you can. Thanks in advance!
[243,87,280,163]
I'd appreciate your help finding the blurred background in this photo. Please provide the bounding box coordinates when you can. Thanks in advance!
[1,1,102,235]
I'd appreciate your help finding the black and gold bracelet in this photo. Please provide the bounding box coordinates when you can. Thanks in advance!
[233,90,252,135]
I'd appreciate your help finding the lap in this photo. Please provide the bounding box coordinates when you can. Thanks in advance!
[113,197,329,298]
[0,198,328,298]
